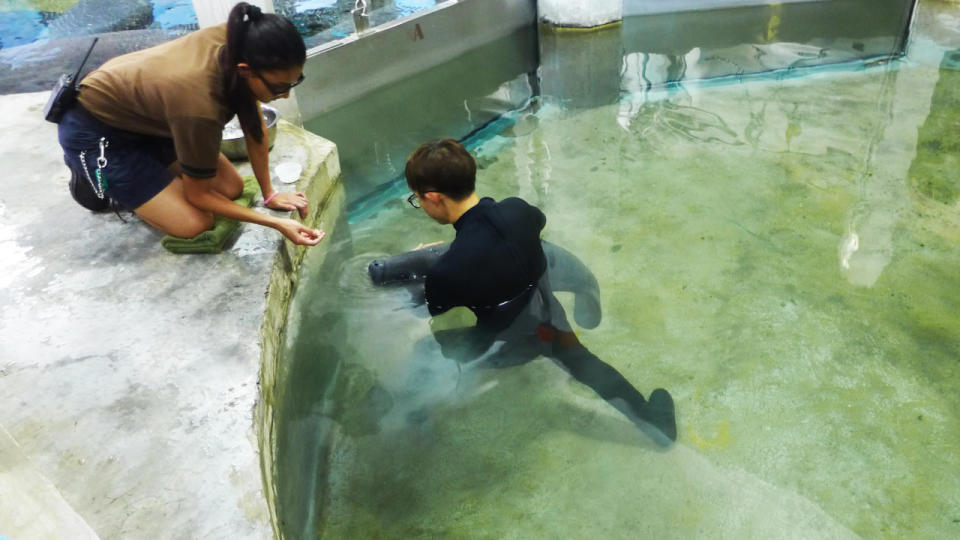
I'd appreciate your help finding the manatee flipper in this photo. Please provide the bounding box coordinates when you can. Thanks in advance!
[541,241,602,329]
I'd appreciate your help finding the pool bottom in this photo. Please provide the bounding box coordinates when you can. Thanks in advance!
[278,53,960,539]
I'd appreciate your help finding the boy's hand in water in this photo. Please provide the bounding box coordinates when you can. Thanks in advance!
[415,241,444,250]
[275,218,325,246]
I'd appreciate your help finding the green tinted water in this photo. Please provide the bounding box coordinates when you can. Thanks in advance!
[279,15,960,540]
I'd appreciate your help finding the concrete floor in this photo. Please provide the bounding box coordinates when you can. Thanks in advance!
[0,91,337,539]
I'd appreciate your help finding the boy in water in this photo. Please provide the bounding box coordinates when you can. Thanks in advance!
[403,138,676,444]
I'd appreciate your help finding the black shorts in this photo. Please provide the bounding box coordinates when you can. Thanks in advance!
[58,104,179,210]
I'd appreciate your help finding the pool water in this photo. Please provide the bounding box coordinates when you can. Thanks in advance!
[277,8,960,540]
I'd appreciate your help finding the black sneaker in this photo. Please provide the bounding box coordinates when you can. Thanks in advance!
[639,388,677,446]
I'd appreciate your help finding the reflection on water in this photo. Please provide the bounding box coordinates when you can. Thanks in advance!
[276,1,960,538]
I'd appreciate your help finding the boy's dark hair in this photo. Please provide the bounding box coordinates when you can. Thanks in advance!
[405,139,476,201]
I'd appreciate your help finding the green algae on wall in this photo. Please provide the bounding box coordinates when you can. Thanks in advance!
[908,54,960,204]
[255,121,343,540]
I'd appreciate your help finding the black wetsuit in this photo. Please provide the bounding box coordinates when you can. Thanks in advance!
[425,197,547,332]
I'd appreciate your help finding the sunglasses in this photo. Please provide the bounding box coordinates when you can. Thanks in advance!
[255,70,305,95]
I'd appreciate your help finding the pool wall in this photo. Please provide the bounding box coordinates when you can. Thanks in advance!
[296,0,536,122]
[622,0,917,60]
[539,0,833,27]
[623,0,832,17]
[256,129,344,539]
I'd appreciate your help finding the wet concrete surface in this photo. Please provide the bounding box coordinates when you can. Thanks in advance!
[0,91,336,539]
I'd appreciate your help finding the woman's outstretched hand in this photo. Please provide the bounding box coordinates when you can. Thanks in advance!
[265,191,309,218]
[275,218,325,246]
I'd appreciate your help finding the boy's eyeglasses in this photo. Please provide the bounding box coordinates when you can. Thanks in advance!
[407,193,421,209]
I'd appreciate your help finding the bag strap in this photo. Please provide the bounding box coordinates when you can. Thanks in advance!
[72,37,99,83]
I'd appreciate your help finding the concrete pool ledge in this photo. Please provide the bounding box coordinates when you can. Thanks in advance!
[0,91,342,539]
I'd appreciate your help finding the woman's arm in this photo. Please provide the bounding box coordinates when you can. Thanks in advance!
[245,102,308,218]
[181,173,324,246]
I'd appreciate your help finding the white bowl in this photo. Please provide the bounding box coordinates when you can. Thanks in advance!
[275,161,302,184]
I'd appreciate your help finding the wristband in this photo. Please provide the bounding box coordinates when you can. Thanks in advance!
[263,192,279,206]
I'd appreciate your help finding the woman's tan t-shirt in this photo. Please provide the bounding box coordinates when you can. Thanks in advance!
[78,25,232,179]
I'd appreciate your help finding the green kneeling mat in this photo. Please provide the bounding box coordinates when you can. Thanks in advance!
[161,176,259,254]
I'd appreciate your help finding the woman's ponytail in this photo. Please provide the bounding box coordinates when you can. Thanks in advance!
[223,2,305,143]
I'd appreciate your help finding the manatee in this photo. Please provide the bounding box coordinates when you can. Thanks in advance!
[368,239,602,329]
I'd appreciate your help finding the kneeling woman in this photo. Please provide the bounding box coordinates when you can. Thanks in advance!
[58,2,323,245]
